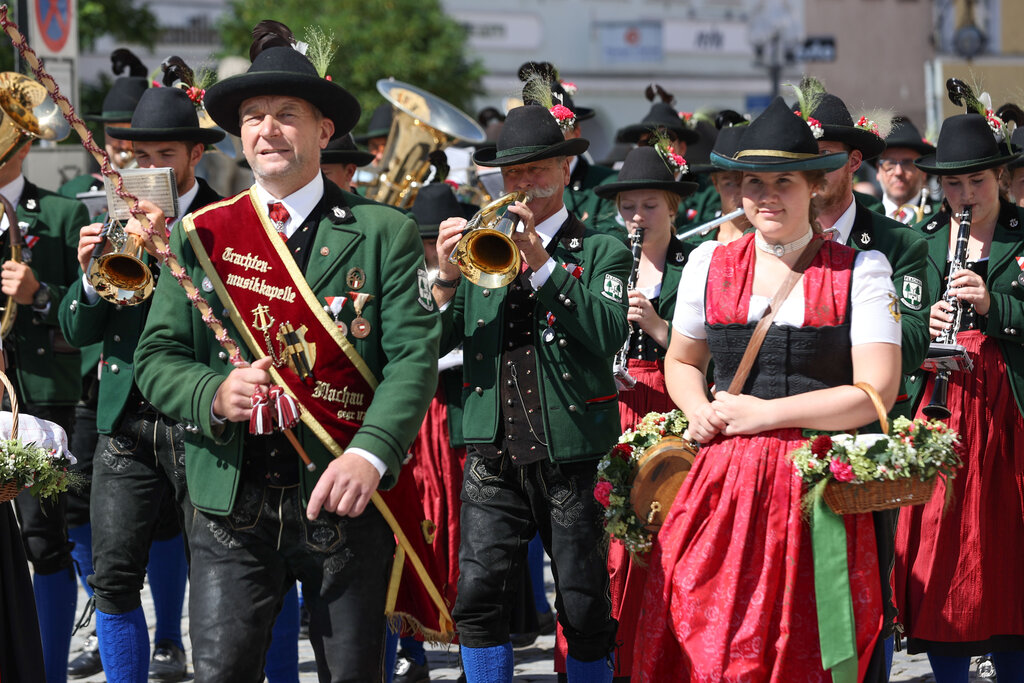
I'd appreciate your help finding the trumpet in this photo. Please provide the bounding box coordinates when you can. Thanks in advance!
[87,216,154,306]
[894,187,930,225]
[448,192,528,288]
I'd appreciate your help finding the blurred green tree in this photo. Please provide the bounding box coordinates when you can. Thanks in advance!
[218,0,484,136]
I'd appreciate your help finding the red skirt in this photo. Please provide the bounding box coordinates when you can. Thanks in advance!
[633,429,882,682]
[894,330,1024,650]
[556,358,676,675]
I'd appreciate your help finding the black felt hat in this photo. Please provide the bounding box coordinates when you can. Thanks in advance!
[320,133,374,166]
[472,105,589,167]
[880,116,935,157]
[106,87,225,144]
[1008,127,1024,171]
[354,104,393,144]
[617,102,701,146]
[410,183,476,237]
[689,126,746,175]
[712,97,847,173]
[204,46,359,140]
[915,113,1021,175]
[804,93,886,161]
[87,78,149,123]
[594,147,698,199]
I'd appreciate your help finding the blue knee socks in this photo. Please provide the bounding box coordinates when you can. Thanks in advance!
[67,523,94,597]
[527,534,551,615]
[34,566,77,683]
[461,643,513,683]
[927,652,970,683]
[265,584,299,683]
[566,654,613,683]
[146,534,187,650]
[384,625,400,683]
[96,607,149,683]
[992,650,1024,683]
[400,636,426,665]
[883,635,894,679]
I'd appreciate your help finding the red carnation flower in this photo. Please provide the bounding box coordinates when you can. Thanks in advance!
[186,86,205,105]
[810,434,833,459]
[830,459,855,483]
[611,443,632,460]
[594,481,613,508]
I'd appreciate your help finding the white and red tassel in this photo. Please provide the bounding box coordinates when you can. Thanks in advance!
[249,387,273,435]
[270,385,301,429]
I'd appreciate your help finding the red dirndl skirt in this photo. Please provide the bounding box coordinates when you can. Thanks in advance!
[556,358,676,676]
[632,429,882,682]
[894,330,1024,652]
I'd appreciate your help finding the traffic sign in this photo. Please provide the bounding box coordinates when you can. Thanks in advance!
[35,0,72,53]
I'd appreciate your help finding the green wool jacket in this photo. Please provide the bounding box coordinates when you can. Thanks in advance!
[5,180,88,406]
[564,158,625,242]
[905,201,1024,417]
[675,184,722,234]
[440,214,632,461]
[58,179,223,434]
[845,201,931,419]
[134,179,440,515]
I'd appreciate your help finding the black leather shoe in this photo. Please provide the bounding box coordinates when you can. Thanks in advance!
[149,639,187,681]
[67,634,103,679]
[393,649,431,683]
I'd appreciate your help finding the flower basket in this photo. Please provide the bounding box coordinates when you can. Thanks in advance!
[0,371,79,502]
[595,410,692,556]
[823,476,938,515]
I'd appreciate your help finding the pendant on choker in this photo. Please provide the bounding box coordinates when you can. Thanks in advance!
[755,229,814,258]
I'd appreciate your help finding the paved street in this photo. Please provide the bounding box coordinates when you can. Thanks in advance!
[67,573,994,682]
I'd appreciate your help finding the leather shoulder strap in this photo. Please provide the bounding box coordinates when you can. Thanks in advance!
[726,237,824,395]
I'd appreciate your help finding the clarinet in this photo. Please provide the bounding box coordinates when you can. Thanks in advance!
[613,227,645,391]
[922,205,973,419]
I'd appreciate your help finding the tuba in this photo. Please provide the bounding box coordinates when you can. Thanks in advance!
[449,192,528,289]
[364,79,486,208]
[0,73,71,337]
[87,216,155,306]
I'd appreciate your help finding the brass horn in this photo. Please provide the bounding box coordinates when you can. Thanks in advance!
[0,72,70,166]
[364,79,486,208]
[449,192,528,288]
[86,217,154,306]
[0,194,21,338]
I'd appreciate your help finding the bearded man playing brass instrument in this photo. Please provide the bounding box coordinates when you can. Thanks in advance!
[133,25,438,681]
[58,83,224,682]
[433,103,630,683]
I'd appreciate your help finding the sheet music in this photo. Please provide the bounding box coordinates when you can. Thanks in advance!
[104,168,180,221]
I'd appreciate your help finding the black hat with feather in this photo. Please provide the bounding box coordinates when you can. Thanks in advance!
[86,48,150,123]
[517,62,594,123]
[204,20,359,140]
[472,104,588,167]
[108,56,225,144]
[616,85,701,146]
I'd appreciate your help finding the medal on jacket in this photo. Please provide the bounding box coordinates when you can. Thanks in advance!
[323,296,349,335]
[350,292,373,339]
[542,311,556,343]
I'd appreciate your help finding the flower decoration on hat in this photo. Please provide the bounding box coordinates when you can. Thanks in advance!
[946,77,1019,142]
[853,109,894,139]
[789,76,827,139]
[161,56,214,110]
[303,25,337,81]
[652,130,688,175]
[520,63,577,132]
[560,80,578,96]
[549,102,577,132]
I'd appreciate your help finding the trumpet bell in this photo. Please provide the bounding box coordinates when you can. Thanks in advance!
[451,192,527,289]
[364,79,486,208]
[0,73,70,168]
[87,221,154,306]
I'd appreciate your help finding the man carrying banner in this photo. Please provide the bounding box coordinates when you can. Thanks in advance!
[134,32,440,681]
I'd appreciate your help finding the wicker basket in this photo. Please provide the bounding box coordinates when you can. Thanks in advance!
[822,382,939,514]
[0,370,22,504]
[824,476,938,515]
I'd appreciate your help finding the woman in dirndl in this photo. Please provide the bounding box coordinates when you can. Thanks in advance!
[553,145,697,680]
[633,96,901,682]
[893,112,1024,681]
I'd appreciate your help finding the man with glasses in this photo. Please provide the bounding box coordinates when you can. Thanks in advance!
[873,117,938,223]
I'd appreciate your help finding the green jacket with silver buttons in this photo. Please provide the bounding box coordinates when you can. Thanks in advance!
[439,214,632,462]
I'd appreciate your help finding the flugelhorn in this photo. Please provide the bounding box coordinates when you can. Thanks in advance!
[0,72,70,166]
[894,187,930,225]
[449,192,528,288]
[364,79,486,208]
[87,216,154,306]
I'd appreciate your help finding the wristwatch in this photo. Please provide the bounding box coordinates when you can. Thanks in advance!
[433,275,461,289]
[32,282,51,308]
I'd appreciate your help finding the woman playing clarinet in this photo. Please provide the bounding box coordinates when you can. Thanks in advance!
[894,111,1024,681]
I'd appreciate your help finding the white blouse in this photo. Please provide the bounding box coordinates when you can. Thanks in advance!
[672,240,902,347]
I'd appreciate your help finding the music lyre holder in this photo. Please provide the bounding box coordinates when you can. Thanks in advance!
[921,342,974,374]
